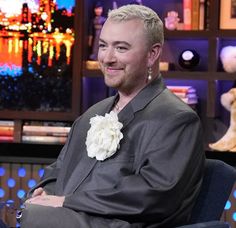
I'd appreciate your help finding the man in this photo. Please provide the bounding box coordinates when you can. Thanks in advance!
[20,4,205,228]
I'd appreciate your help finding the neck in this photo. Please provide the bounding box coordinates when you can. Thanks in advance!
[113,96,129,113]
[113,73,160,113]
[112,92,135,113]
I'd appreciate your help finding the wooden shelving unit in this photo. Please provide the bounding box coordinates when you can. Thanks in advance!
[0,0,235,152]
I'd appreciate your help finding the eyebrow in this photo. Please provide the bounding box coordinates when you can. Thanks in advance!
[99,38,131,47]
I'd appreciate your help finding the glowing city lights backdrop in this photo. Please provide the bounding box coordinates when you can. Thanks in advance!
[0,0,75,112]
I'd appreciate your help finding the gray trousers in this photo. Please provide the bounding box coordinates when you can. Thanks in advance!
[20,204,140,228]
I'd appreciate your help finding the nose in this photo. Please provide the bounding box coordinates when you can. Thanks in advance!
[100,47,116,64]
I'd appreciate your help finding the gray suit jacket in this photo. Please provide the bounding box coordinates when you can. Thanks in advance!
[25,76,205,227]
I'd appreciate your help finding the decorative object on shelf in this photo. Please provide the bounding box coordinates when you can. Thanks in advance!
[199,0,205,30]
[183,0,192,30]
[86,60,100,70]
[220,46,236,73]
[129,0,143,5]
[167,85,198,105]
[164,11,180,31]
[88,1,107,60]
[112,1,118,9]
[209,88,236,152]
[191,0,200,30]
[21,121,71,144]
[159,62,169,71]
[86,111,123,161]
[178,49,200,70]
[220,0,236,29]
[0,120,14,142]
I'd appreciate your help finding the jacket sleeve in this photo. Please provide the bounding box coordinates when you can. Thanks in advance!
[63,111,205,224]
[26,122,77,197]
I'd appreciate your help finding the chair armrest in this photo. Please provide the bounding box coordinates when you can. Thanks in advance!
[176,221,230,228]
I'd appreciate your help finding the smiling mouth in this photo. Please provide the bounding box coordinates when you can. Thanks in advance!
[108,66,121,70]
[106,67,123,72]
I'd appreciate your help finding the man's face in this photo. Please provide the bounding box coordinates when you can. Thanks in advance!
[98,19,150,94]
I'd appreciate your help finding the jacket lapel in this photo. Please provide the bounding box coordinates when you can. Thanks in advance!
[118,76,166,128]
[62,96,117,194]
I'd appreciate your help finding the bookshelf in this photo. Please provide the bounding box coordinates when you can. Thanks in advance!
[0,0,235,149]
[82,0,236,151]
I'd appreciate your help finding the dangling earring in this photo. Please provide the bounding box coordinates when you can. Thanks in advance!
[147,67,152,81]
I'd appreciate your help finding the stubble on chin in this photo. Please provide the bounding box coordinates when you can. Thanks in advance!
[104,74,120,89]
[104,75,114,87]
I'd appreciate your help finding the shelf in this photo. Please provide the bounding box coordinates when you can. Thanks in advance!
[0,142,61,159]
[82,70,236,81]
[0,110,77,121]
[164,30,212,39]
[163,72,236,81]
[217,30,236,38]
[164,30,236,40]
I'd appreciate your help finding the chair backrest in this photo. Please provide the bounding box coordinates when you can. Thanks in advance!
[189,159,236,223]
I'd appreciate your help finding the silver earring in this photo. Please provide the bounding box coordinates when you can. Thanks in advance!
[148,67,152,80]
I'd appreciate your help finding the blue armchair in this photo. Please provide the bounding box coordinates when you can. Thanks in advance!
[178,159,236,228]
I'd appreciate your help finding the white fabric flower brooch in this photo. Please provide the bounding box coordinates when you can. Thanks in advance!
[85,111,123,161]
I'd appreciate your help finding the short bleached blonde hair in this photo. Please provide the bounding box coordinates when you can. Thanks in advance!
[108,4,164,47]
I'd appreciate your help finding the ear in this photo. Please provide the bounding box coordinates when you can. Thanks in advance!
[147,43,162,67]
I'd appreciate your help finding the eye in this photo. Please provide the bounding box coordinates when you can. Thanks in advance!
[116,46,128,52]
[98,43,106,49]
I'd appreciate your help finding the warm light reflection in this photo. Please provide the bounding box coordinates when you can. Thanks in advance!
[0,31,73,77]
[49,42,54,66]
[36,40,42,57]
[0,38,22,72]
[28,38,33,62]
[64,40,72,65]
[15,39,20,54]
[8,39,13,53]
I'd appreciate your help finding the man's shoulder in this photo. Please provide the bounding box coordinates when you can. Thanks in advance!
[155,89,195,110]
[147,89,199,120]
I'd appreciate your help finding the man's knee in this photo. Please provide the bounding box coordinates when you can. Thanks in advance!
[20,204,56,228]
[20,204,87,228]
